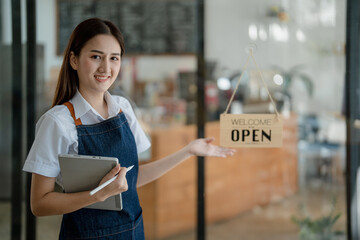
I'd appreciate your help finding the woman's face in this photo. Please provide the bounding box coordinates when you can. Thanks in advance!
[70,34,121,97]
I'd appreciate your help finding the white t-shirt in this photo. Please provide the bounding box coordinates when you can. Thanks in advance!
[23,90,151,185]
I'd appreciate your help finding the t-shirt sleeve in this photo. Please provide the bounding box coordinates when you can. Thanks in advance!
[121,98,151,154]
[23,112,71,177]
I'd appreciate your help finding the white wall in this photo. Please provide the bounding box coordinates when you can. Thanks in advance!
[2,0,28,43]
[37,0,63,79]
[1,0,12,44]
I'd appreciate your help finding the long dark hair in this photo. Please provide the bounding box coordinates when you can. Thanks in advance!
[52,18,125,107]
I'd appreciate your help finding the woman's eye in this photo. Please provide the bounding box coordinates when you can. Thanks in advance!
[111,57,119,61]
[91,55,101,60]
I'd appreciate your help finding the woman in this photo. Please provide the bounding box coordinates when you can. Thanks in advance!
[23,18,235,239]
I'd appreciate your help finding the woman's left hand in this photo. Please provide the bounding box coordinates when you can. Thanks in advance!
[187,137,236,158]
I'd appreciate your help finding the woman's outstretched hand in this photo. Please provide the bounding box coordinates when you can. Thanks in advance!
[186,137,236,158]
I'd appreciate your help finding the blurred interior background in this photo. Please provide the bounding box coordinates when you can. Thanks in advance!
[0,0,353,239]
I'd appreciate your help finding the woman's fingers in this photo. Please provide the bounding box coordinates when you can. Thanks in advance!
[204,137,215,144]
[114,167,128,192]
[99,164,120,185]
[212,146,236,157]
[189,138,236,157]
[96,164,128,201]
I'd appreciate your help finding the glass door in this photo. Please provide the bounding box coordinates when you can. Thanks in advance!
[197,0,347,239]
[3,0,360,240]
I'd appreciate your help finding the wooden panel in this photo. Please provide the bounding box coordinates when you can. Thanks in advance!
[137,181,158,239]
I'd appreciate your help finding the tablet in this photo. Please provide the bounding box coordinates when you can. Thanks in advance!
[58,154,122,211]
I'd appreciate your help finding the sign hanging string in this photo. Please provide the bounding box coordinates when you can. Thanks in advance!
[223,48,281,118]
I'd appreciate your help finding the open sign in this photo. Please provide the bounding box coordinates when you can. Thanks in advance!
[220,114,283,148]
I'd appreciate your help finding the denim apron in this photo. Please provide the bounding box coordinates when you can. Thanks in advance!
[59,102,144,240]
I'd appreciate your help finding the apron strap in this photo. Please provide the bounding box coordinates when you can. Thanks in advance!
[63,102,83,126]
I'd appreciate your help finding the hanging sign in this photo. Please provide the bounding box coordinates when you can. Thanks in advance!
[220,113,282,148]
[220,47,283,148]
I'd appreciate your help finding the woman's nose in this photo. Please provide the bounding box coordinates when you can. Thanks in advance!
[98,59,110,73]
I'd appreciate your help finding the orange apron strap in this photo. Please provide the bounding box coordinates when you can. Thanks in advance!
[63,102,83,126]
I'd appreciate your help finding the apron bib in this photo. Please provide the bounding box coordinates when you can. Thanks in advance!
[59,102,144,240]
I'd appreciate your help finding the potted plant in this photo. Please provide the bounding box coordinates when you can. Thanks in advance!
[272,65,314,98]
[272,65,314,113]
[291,198,345,240]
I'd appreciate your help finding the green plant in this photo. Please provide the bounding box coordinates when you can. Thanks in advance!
[272,65,314,98]
[291,198,344,240]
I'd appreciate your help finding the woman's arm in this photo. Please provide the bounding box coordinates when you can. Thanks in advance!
[137,138,235,188]
[31,164,128,216]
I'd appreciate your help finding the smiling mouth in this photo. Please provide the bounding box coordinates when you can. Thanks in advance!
[94,75,110,82]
